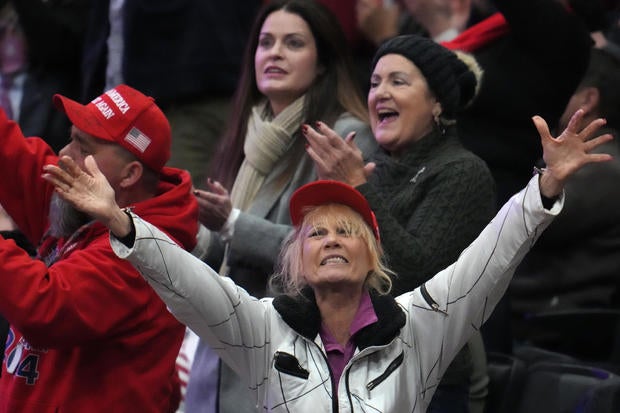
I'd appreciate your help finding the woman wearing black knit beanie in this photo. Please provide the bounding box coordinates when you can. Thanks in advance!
[303,34,496,413]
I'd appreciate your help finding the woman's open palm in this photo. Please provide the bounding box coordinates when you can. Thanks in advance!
[42,155,119,223]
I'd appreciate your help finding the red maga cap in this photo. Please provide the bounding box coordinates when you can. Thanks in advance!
[289,180,380,241]
[53,84,171,172]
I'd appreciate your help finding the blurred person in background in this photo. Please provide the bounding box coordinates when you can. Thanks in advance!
[0,0,87,152]
[187,1,377,411]
[81,0,261,187]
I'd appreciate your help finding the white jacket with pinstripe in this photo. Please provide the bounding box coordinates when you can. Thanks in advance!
[112,175,560,413]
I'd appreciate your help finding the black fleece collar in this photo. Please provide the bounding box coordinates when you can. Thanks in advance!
[272,288,406,350]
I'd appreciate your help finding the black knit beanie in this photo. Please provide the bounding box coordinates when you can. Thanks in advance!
[371,35,480,119]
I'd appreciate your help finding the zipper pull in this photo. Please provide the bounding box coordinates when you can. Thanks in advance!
[420,283,449,316]
[430,302,449,316]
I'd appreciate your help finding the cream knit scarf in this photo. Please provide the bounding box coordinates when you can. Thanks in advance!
[230,95,306,211]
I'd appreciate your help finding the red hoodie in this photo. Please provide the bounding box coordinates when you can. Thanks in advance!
[0,111,199,412]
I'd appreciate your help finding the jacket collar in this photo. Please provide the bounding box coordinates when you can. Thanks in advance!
[273,287,406,349]
[397,128,458,165]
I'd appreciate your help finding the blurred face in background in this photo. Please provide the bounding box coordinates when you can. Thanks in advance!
[255,10,321,116]
[403,0,449,18]
[368,54,439,157]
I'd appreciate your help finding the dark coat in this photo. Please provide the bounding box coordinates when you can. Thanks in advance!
[358,127,496,295]
[81,0,260,105]
[457,0,592,206]
[12,0,88,151]
[511,128,620,317]
[357,127,496,387]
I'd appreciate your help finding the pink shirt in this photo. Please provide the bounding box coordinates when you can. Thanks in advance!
[319,291,378,389]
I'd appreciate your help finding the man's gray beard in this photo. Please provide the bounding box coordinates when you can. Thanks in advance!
[48,193,91,238]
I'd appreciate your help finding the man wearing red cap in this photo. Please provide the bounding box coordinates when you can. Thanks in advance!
[0,84,199,412]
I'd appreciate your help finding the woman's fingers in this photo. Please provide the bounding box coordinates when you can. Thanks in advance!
[205,179,228,196]
[42,161,83,195]
[195,188,228,204]
[57,155,83,177]
[83,155,105,179]
[195,194,214,211]
[585,133,613,151]
[42,163,71,183]
[316,121,352,148]
[344,130,357,145]
[306,145,329,177]
[303,121,369,185]
[304,122,345,151]
[579,117,607,141]
[532,115,552,143]
[42,170,69,192]
[537,111,615,186]
[303,123,327,153]
[44,156,101,196]
[587,152,614,163]
[363,162,376,178]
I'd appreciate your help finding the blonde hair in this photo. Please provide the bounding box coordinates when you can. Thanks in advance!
[271,204,393,296]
